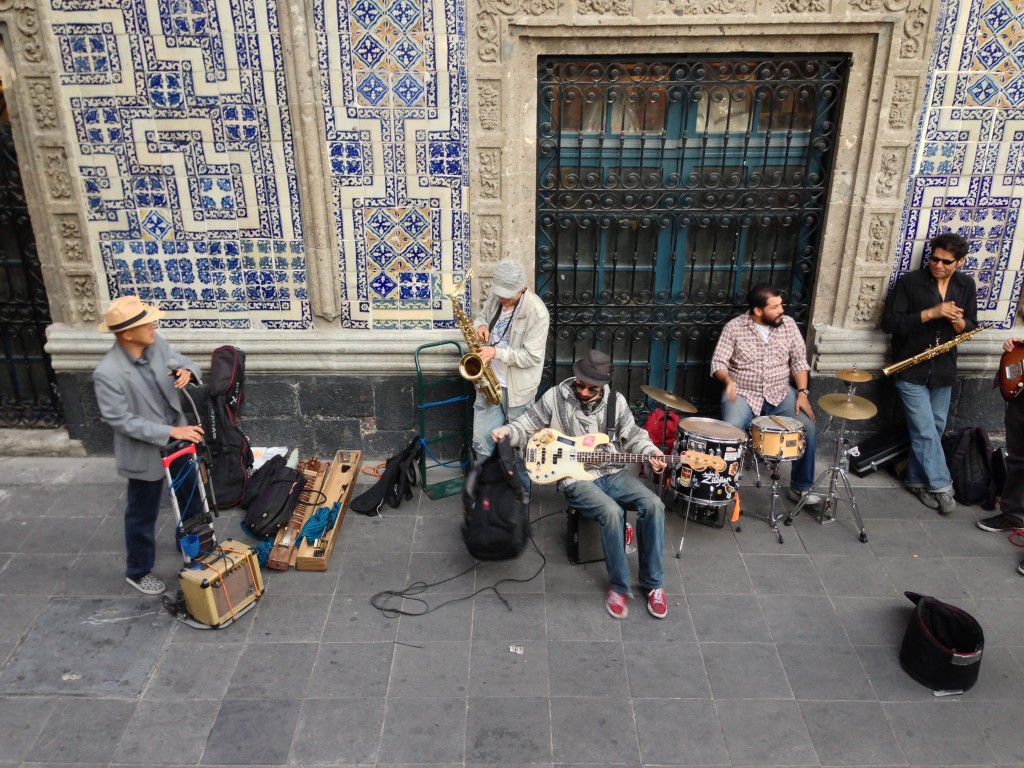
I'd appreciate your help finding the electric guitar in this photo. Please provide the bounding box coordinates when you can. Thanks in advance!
[997,342,1024,401]
[524,428,726,484]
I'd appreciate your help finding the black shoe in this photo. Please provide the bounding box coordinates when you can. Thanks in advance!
[977,512,1024,532]
[1018,559,1024,577]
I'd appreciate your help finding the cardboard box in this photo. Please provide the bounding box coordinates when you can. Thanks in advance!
[294,450,361,571]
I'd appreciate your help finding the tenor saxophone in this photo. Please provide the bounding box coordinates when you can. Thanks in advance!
[448,269,503,405]
[882,322,992,377]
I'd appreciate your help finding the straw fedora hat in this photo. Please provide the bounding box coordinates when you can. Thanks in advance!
[96,295,165,333]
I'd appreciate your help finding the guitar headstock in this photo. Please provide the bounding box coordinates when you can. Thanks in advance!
[684,451,727,473]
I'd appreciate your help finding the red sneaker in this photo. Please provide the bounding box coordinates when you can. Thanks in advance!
[647,587,668,619]
[606,589,628,619]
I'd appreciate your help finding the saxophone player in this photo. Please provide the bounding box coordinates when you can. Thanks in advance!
[471,259,550,479]
[882,232,977,515]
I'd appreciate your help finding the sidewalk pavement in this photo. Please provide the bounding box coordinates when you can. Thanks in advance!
[1,451,1022,768]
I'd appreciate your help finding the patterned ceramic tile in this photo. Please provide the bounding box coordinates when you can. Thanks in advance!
[892,0,1024,325]
[315,0,469,329]
[50,0,310,329]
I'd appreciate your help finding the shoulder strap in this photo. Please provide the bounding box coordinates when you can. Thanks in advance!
[487,303,502,332]
[605,389,617,442]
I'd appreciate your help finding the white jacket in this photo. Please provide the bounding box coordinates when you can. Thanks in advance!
[472,289,549,408]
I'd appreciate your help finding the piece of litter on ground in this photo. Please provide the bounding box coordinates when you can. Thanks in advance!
[509,643,524,655]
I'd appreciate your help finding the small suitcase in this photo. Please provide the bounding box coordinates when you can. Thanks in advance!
[850,431,911,477]
[566,507,605,565]
[178,538,264,628]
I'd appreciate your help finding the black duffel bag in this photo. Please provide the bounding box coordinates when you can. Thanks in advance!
[241,454,306,538]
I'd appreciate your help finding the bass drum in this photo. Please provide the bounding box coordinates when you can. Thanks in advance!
[673,417,746,506]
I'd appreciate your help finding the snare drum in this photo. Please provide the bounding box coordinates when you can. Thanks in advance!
[673,417,746,506]
[750,415,806,461]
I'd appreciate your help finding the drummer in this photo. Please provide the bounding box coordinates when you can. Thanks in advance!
[710,283,821,506]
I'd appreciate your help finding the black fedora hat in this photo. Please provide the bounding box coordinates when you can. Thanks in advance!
[899,591,984,694]
[573,349,612,386]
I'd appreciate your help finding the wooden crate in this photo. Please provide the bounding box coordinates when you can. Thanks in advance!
[294,449,361,571]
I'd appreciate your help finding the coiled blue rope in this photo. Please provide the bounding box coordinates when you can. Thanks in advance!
[299,501,342,544]
[238,521,274,566]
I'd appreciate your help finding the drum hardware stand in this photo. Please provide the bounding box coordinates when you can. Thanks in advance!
[752,457,787,544]
[786,415,867,541]
[785,373,874,543]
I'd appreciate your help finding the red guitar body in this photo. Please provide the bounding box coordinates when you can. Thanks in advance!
[998,343,1024,401]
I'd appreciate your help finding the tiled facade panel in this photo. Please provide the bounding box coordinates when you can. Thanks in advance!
[50,0,311,330]
[313,0,468,330]
[894,0,1024,327]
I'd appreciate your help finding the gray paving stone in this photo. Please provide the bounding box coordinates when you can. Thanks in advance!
[144,642,243,699]
[946,556,1024,599]
[777,643,876,701]
[855,645,939,702]
[43,483,125,517]
[678,551,755,594]
[0,552,72,595]
[550,696,640,765]
[390,639,470,696]
[634,697,730,766]
[396,591,474,642]
[469,590,547,642]
[200,697,302,765]
[249,592,331,643]
[883,699,996,765]
[759,594,850,644]
[548,640,629,697]
[0,594,43,643]
[0,596,172,696]
[618,593,696,642]
[0,696,56,763]
[545,592,624,641]
[112,698,220,765]
[0,515,38,552]
[291,696,385,765]
[832,596,910,646]
[812,553,899,598]
[965,700,1024,764]
[336,550,412,593]
[28,697,136,764]
[465,696,552,764]
[800,700,908,766]
[344,514,417,552]
[323,593,399,642]
[623,640,711,699]
[468,637,550,697]
[744,553,826,596]
[379,697,467,764]
[702,641,794,699]
[973,597,1024,645]
[878,554,971,598]
[225,641,317,699]
[305,641,395,698]
[716,698,818,766]
[688,593,773,643]
[864,519,937,557]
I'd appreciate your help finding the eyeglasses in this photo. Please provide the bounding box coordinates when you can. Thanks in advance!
[574,380,602,394]
[929,255,958,266]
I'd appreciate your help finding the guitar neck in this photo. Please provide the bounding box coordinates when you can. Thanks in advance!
[571,451,684,464]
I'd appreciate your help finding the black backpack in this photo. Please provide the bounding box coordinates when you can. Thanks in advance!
[192,346,254,509]
[461,439,529,561]
[942,427,998,508]
[241,454,306,537]
[350,436,423,515]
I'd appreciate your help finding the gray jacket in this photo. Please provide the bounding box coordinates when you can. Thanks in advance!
[93,334,201,481]
[472,289,549,407]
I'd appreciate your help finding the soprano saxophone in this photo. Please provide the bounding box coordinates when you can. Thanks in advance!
[883,322,992,377]
[448,268,502,405]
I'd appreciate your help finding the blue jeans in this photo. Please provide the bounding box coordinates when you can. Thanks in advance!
[473,387,534,494]
[720,388,817,492]
[895,379,953,492]
[125,463,205,579]
[563,471,665,596]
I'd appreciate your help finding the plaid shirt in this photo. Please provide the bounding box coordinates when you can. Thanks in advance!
[710,313,810,416]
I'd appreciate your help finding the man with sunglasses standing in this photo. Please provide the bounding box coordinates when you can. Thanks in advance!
[492,349,669,620]
[882,232,977,515]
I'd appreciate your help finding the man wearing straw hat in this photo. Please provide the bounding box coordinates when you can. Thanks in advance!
[93,296,204,595]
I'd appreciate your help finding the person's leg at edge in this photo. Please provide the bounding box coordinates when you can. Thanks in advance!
[719,391,755,432]
[1002,399,1024,520]
[471,391,506,464]
[923,384,953,492]
[506,391,535,497]
[895,379,943,489]
[125,478,164,580]
[563,477,630,597]
[603,471,665,591]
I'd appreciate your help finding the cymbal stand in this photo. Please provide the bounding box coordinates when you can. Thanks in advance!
[786,414,868,543]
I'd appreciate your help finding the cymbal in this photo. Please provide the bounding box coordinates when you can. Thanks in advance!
[818,393,878,421]
[641,385,697,413]
[836,368,873,383]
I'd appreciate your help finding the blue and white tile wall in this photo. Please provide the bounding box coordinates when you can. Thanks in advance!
[50,0,311,330]
[893,0,1024,327]
[314,0,468,330]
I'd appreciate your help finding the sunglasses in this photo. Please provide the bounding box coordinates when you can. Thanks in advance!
[929,255,959,266]
[574,380,602,394]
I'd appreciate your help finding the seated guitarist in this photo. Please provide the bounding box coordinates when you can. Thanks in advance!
[492,349,669,620]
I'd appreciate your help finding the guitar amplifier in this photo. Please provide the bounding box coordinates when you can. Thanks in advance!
[178,538,264,628]
[567,507,605,564]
